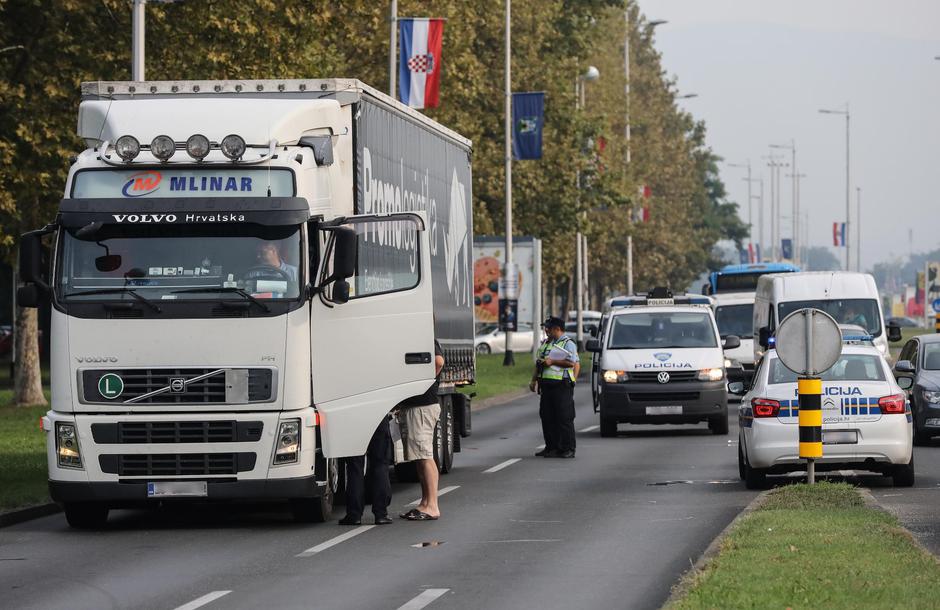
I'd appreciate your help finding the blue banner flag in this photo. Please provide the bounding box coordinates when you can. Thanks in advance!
[512,92,544,160]
[781,239,793,260]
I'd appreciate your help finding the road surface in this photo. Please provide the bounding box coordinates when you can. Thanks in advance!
[1,385,758,610]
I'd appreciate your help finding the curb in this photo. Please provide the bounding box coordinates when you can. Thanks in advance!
[662,489,773,608]
[859,487,940,564]
[0,502,60,528]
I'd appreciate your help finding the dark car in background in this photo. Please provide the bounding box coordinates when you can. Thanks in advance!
[894,334,940,444]
[0,325,11,358]
[887,316,920,328]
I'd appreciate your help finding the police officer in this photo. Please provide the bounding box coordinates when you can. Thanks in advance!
[530,316,580,458]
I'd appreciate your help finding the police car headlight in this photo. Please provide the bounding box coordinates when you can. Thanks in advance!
[273,419,301,465]
[923,390,940,404]
[114,135,140,162]
[698,368,724,382]
[602,369,628,383]
[150,135,176,161]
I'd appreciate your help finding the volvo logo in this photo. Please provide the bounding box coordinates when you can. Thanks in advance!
[169,378,186,393]
[657,372,671,384]
[76,356,118,363]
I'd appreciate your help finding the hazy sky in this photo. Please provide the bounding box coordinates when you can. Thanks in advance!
[642,0,940,270]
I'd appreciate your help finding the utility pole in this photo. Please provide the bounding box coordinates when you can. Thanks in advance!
[771,141,796,261]
[819,105,851,271]
[389,0,397,97]
[624,10,632,295]
[502,0,514,365]
[856,186,862,272]
[764,154,786,261]
[756,177,764,261]
[787,172,806,264]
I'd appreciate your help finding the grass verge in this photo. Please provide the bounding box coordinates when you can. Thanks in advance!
[462,352,593,403]
[0,391,50,511]
[668,482,940,609]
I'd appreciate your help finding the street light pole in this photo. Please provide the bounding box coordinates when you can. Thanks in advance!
[503,0,514,365]
[819,105,851,271]
[771,141,796,261]
[856,186,861,272]
[575,66,599,351]
[728,161,753,259]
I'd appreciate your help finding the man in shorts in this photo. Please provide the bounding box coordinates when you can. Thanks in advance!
[399,339,445,521]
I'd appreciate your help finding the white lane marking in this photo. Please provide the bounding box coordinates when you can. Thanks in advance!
[406,485,460,506]
[397,588,450,610]
[510,519,562,523]
[478,539,562,543]
[296,525,375,557]
[483,458,521,473]
[535,444,545,450]
[174,591,232,610]
[579,425,599,432]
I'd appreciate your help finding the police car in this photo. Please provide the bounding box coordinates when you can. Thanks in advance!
[735,334,915,489]
[588,288,741,437]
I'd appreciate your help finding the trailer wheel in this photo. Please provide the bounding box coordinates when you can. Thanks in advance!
[433,412,444,473]
[440,400,455,474]
[64,502,109,529]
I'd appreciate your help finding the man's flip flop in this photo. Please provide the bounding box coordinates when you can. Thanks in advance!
[404,510,439,521]
[399,508,421,519]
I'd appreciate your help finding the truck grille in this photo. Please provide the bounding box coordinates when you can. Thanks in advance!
[91,421,263,444]
[630,371,698,382]
[80,368,274,404]
[629,392,700,402]
[99,452,256,476]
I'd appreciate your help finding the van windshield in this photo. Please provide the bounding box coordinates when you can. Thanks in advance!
[608,312,718,349]
[715,303,753,338]
[768,354,886,384]
[778,299,881,337]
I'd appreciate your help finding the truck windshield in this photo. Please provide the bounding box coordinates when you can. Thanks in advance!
[768,354,885,384]
[608,312,718,349]
[715,304,753,338]
[778,299,881,337]
[57,224,301,302]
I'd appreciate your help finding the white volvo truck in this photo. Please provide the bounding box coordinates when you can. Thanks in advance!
[17,79,475,528]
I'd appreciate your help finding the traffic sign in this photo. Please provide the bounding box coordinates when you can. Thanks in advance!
[98,373,124,400]
[932,298,940,313]
[775,308,842,377]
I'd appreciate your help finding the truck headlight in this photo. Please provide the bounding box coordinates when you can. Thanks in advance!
[273,419,301,465]
[602,370,628,383]
[698,368,724,382]
[55,422,83,469]
[114,135,140,162]
[923,390,940,405]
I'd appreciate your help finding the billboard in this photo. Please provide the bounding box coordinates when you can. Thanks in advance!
[473,237,541,329]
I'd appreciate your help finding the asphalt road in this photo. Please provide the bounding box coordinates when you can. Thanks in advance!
[0,385,759,610]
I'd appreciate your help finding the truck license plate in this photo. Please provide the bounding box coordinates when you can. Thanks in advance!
[147,481,208,498]
[646,406,682,415]
[822,430,858,445]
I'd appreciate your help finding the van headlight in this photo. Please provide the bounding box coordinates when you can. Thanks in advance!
[602,370,628,383]
[698,368,724,382]
[273,419,301,465]
[56,422,83,469]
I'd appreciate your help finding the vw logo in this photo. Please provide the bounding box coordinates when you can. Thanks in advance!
[657,372,670,384]
[169,378,186,393]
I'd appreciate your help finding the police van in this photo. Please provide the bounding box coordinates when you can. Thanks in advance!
[587,289,741,437]
[735,333,914,489]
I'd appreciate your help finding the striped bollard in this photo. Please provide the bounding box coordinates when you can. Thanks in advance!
[935,313,940,334]
[798,377,823,484]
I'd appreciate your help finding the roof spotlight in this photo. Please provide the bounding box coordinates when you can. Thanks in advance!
[114,135,140,163]
[220,134,246,160]
[186,134,210,161]
[150,135,176,162]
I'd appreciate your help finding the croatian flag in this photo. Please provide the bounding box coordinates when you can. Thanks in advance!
[833,222,846,246]
[399,18,445,110]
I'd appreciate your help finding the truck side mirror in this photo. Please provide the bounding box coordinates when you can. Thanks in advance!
[757,326,770,349]
[16,284,39,308]
[586,339,601,353]
[330,279,350,305]
[887,323,902,343]
[19,232,45,286]
[723,335,741,350]
[331,227,358,280]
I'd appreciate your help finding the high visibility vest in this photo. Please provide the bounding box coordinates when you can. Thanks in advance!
[538,337,576,381]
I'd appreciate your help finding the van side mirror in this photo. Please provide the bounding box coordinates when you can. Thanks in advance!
[586,339,601,353]
[887,323,902,343]
[895,360,914,374]
[758,326,771,349]
[723,335,741,350]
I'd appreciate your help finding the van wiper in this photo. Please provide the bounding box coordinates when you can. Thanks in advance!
[172,287,271,312]
[65,288,162,313]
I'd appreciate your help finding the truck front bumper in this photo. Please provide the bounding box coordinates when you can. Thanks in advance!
[49,475,322,505]
[598,380,727,424]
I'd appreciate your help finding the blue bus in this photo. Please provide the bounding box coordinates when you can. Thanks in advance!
[703,262,800,295]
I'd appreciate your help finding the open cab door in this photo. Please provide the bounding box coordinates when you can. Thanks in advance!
[311,212,435,457]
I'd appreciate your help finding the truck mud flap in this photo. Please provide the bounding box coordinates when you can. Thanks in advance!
[452,393,472,438]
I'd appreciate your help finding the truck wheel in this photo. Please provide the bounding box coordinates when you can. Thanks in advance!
[892,455,915,488]
[737,443,746,481]
[439,401,455,474]
[600,417,618,437]
[291,458,337,523]
[63,502,109,529]
[709,412,729,435]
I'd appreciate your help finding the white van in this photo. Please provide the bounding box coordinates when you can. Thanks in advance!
[754,272,888,359]
[713,291,757,383]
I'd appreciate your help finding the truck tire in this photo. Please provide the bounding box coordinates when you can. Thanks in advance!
[64,502,109,529]
[439,401,455,474]
[433,413,445,473]
[600,417,618,438]
[709,411,729,435]
[892,455,915,488]
[291,458,337,523]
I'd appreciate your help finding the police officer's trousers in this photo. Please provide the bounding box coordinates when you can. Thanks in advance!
[539,380,576,452]
[343,416,392,519]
